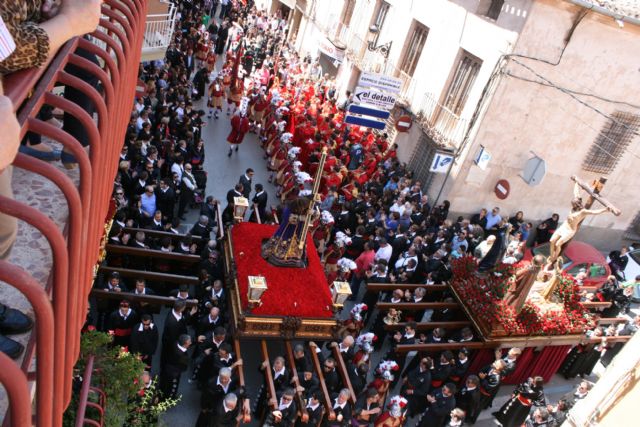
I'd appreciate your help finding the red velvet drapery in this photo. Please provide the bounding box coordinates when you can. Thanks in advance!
[466,345,573,385]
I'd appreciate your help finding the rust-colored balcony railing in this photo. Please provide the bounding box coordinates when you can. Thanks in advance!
[0,1,148,426]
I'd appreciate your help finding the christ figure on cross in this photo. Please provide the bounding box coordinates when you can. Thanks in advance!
[547,176,618,266]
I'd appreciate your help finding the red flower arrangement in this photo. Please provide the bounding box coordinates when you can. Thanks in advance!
[450,256,590,336]
[231,222,334,318]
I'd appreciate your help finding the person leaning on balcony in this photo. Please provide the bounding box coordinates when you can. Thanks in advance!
[0,0,103,197]
[0,0,101,359]
[0,19,35,360]
[0,0,101,72]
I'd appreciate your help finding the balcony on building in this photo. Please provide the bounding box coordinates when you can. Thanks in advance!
[415,92,470,149]
[142,0,178,62]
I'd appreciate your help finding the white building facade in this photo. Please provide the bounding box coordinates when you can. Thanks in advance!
[256,0,640,250]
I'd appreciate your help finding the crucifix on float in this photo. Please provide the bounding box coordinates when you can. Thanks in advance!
[547,175,621,267]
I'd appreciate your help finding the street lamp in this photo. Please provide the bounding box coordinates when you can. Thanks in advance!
[367,25,392,59]
[233,196,249,222]
[248,275,268,304]
[330,281,352,308]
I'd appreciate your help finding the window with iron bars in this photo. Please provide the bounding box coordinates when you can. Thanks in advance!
[409,132,438,191]
[582,111,640,174]
[443,50,483,115]
[400,22,429,77]
[624,211,640,240]
[370,1,390,45]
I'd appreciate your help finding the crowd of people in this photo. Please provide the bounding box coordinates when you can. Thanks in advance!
[88,1,640,427]
[0,1,638,427]
[99,0,640,426]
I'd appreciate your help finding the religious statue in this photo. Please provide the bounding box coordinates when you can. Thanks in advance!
[261,197,312,267]
[504,254,545,314]
[547,176,619,266]
[539,257,564,302]
[261,149,327,268]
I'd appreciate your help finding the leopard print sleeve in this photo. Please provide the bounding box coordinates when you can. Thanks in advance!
[0,0,50,74]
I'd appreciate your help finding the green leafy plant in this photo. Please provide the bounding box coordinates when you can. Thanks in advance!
[127,382,180,426]
[64,330,177,426]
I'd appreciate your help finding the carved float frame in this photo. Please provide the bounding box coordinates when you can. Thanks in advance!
[223,228,340,340]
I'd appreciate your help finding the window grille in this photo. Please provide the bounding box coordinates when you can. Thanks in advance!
[409,133,438,191]
[443,51,482,115]
[400,23,429,77]
[582,111,640,174]
[625,211,640,240]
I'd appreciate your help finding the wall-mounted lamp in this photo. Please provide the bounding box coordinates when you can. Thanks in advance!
[367,25,392,59]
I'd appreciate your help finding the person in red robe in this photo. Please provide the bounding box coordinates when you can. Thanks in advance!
[226,112,250,157]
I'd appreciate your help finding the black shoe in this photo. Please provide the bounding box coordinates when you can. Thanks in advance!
[0,334,24,359]
[228,149,232,157]
[235,146,239,152]
[0,304,33,334]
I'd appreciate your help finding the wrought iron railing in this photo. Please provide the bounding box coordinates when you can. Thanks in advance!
[0,0,147,425]
[415,92,469,148]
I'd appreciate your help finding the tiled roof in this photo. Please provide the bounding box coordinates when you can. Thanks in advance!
[578,0,640,19]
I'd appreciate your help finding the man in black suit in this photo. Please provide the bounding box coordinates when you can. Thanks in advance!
[389,321,417,373]
[402,357,432,417]
[159,334,191,399]
[200,279,227,315]
[267,388,298,427]
[292,344,312,374]
[223,183,244,224]
[130,278,156,316]
[161,301,189,364]
[256,356,290,417]
[297,370,320,400]
[96,271,127,330]
[156,179,176,221]
[226,183,244,206]
[298,391,323,427]
[130,314,159,368]
[419,383,457,427]
[146,210,164,232]
[322,357,342,396]
[200,196,218,225]
[196,306,224,336]
[330,388,352,426]
[456,375,481,424]
[190,215,212,240]
[251,183,268,223]
[127,231,148,270]
[348,362,369,398]
[212,392,241,427]
[183,47,195,77]
[328,336,355,364]
[238,168,254,199]
[196,367,239,427]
